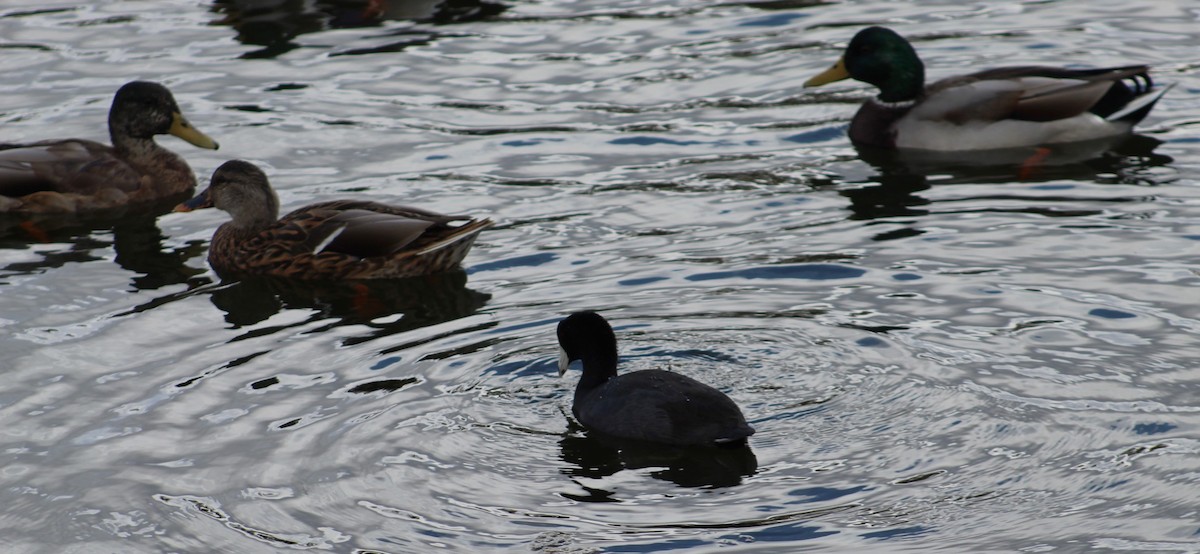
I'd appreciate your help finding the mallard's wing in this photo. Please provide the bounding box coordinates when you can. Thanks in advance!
[918,65,1156,124]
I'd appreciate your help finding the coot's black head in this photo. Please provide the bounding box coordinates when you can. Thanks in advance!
[556,311,618,377]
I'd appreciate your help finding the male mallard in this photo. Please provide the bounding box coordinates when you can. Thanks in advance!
[175,160,492,280]
[804,27,1169,151]
[0,81,219,214]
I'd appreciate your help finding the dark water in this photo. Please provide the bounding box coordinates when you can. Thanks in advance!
[2,1,1199,552]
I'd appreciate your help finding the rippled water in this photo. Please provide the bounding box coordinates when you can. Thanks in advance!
[2,1,1199,552]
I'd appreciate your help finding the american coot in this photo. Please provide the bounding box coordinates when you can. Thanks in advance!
[556,311,755,448]
[174,160,491,279]
[803,27,1168,151]
[0,81,219,214]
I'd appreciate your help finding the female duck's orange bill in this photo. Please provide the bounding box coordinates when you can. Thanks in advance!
[174,188,213,212]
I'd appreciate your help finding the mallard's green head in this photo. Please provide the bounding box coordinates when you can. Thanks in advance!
[805,26,925,103]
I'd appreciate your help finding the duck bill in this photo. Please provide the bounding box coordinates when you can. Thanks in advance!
[174,188,213,212]
[804,57,850,88]
[169,112,220,150]
[557,347,570,377]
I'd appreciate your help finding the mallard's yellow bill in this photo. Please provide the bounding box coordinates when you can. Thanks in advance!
[804,57,850,88]
[169,113,219,150]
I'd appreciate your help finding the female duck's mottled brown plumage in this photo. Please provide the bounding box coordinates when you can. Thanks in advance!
[0,81,219,214]
[176,160,492,280]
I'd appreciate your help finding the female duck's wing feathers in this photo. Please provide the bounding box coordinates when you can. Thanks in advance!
[411,218,492,256]
[305,208,436,257]
[274,200,479,259]
[308,208,492,258]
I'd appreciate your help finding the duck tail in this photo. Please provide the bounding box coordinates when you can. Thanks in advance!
[1089,67,1170,125]
[416,218,492,256]
[1107,83,1172,125]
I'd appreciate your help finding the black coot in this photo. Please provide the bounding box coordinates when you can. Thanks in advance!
[556,311,755,447]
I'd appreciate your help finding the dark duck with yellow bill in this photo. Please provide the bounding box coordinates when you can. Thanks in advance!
[0,81,219,214]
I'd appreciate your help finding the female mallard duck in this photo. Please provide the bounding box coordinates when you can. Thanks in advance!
[0,81,219,214]
[175,160,492,280]
[556,311,755,447]
[804,27,1169,151]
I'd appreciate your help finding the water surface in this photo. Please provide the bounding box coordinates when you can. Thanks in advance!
[1,0,1199,552]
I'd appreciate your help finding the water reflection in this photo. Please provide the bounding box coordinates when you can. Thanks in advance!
[840,173,930,225]
[559,427,758,493]
[855,134,1171,186]
[111,218,211,290]
[0,213,206,290]
[211,0,508,58]
[206,270,490,343]
[837,133,1174,240]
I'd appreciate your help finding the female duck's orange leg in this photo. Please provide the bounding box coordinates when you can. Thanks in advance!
[18,221,51,243]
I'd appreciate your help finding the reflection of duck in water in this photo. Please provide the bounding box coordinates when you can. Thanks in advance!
[559,429,757,492]
[805,27,1169,153]
[211,0,507,57]
[176,160,491,280]
[0,81,218,215]
[207,269,490,333]
[355,0,507,25]
[0,215,208,292]
[852,132,1173,184]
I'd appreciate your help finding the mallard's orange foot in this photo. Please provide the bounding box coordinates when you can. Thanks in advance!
[1018,147,1054,181]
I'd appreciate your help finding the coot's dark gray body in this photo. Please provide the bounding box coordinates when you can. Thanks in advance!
[556,311,755,447]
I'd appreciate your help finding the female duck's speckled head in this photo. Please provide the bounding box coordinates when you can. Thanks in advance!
[178,160,279,229]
